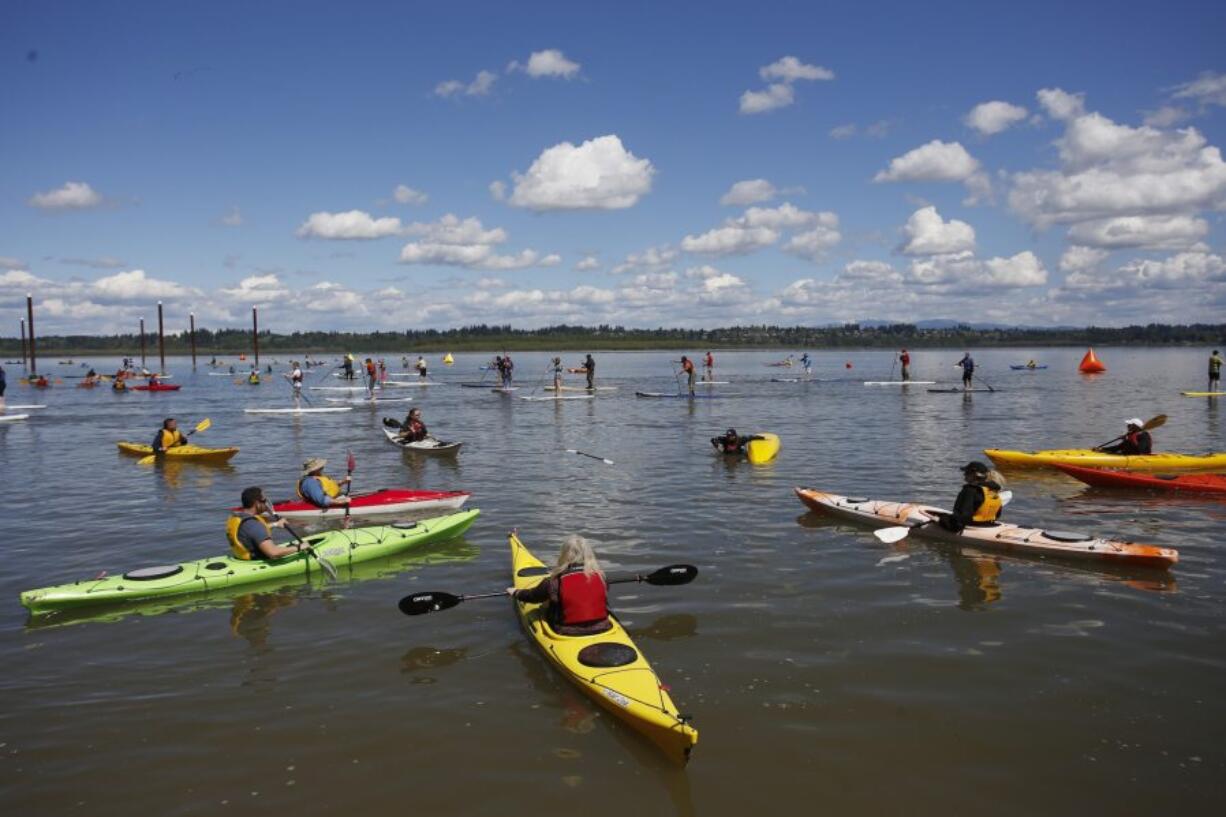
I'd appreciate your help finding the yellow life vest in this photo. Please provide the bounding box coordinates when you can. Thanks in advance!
[972,487,1003,523]
[248,373,260,384]
[159,429,184,449]
[226,514,271,560]
[296,475,341,501]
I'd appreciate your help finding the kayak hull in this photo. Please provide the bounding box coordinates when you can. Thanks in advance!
[985,448,1226,472]
[1053,464,1226,495]
[510,532,697,764]
[21,510,480,613]
[381,426,462,453]
[117,442,239,462]
[265,489,472,518]
[746,433,780,464]
[794,487,1177,568]
[130,384,181,391]
[1182,391,1225,397]
[1010,365,1048,370]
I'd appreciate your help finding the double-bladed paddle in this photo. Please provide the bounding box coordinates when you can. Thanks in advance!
[566,448,614,465]
[398,563,699,616]
[873,490,1013,544]
[1092,414,1167,451]
[137,418,212,465]
[271,513,339,581]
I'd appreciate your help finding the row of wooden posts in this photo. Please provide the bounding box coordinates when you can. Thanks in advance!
[13,295,261,374]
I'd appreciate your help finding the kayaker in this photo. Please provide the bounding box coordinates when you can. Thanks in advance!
[247,370,260,385]
[148,373,161,387]
[397,407,428,442]
[899,349,911,381]
[34,374,49,387]
[710,428,761,454]
[505,534,611,635]
[680,355,696,395]
[956,353,975,389]
[112,370,127,391]
[297,458,352,509]
[416,355,428,380]
[938,461,1004,533]
[1210,349,1223,392]
[151,418,187,454]
[228,487,301,561]
[583,354,595,389]
[1099,418,1153,455]
[552,356,563,391]
[1026,359,1038,369]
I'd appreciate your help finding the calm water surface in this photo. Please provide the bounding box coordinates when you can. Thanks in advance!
[1,347,1223,816]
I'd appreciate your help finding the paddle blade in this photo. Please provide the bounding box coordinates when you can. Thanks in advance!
[194,418,212,434]
[643,564,698,586]
[398,591,464,616]
[313,553,339,582]
[347,450,356,472]
[137,454,157,466]
[1000,490,1013,506]
[382,417,402,429]
[874,526,911,544]
[1144,414,1167,431]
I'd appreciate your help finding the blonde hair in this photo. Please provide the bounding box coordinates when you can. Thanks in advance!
[986,469,1007,490]
[551,534,603,579]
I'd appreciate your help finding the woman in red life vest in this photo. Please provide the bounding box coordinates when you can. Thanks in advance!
[899,348,911,381]
[506,534,610,635]
[1098,418,1153,455]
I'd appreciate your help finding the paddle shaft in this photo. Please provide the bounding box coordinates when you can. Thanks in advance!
[1092,414,1166,450]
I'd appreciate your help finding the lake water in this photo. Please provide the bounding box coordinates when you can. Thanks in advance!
[1,347,1222,816]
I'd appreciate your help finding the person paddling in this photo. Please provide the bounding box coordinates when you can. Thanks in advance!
[938,461,1005,533]
[396,407,428,442]
[1209,349,1223,392]
[583,354,595,390]
[505,534,611,635]
[703,351,715,381]
[956,352,975,390]
[800,353,812,376]
[341,354,355,381]
[416,355,429,381]
[899,349,911,381]
[151,418,188,454]
[503,354,514,384]
[288,360,304,406]
[228,487,302,561]
[297,458,352,510]
[551,356,563,391]
[680,355,696,395]
[1098,418,1153,455]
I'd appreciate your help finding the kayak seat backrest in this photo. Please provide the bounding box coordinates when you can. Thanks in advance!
[517,566,549,578]
[1043,530,1093,542]
[843,497,870,504]
[1155,474,1179,481]
[123,565,184,581]
[391,522,419,529]
[577,642,638,668]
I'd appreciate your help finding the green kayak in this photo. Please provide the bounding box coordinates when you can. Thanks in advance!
[20,509,479,614]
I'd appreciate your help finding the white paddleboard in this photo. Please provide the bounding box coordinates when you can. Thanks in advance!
[324,396,414,404]
[864,381,936,386]
[245,406,354,414]
[543,385,618,392]
[697,380,730,385]
[2,404,47,410]
[492,387,518,393]
[518,394,595,401]
[0,414,31,422]
[309,386,374,392]
[381,381,442,388]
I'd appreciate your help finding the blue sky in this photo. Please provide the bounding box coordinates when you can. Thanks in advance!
[2,0,1225,334]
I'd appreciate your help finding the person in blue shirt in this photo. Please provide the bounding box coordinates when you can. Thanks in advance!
[799,353,812,376]
[228,487,301,561]
[956,353,975,390]
[296,458,352,509]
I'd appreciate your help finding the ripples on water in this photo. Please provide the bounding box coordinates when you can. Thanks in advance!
[1,348,1223,815]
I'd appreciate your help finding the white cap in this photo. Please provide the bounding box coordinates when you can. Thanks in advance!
[1126,418,1144,428]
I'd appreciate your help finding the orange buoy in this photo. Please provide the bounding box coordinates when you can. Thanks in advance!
[1079,347,1106,374]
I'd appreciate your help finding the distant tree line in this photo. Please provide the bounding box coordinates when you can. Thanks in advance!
[3,322,1224,357]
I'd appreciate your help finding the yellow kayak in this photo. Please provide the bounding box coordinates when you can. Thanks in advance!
[509,532,698,764]
[746,432,780,464]
[116,442,239,463]
[984,448,1226,472]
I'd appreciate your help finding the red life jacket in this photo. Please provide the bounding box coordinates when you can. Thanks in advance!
[556,568,608,626]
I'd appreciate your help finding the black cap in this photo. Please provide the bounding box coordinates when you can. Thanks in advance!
[961,461,989,474]
[241,486,266,508]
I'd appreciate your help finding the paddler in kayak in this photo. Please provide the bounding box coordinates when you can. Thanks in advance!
[247,370,261,385]
[396,407,428,443]
[680,355,696,395]
[228,487,303,560]
[112,369,127,391]
[899,348,911,381]
[297,458,352,510]
[1097,418,1153,455]
[1026,359,1038,369]
[505,534,611,635]
[151,418,188,454]
[956,352,975,390]
[938,461,1005,533]
[1209,349,1223,392]
[710,428,762,455]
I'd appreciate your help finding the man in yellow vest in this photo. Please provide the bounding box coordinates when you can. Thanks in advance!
[297,458,352,509]
[939,461,1003,533]
[151,418,187,454]
[227,487,301,560]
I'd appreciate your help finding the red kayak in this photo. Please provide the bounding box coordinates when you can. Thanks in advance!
[131,384,181,392]
[1055,464,1226,495]
[240,488,471,519]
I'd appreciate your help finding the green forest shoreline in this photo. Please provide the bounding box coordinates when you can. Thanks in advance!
[3,322,1224,358]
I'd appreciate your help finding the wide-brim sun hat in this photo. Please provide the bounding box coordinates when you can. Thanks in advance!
[301,457,327,475]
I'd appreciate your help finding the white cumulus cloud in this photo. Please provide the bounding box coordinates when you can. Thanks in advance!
[874,140,990,203]
[296,210,402,240]
[506,135,654,211]
[510,49,581,79]
[964,100,1029,135]
[1059,245,1109,273]
[900,206,976,255]
[1037,87,1086,121]
[1171,71,1226,109]
[739,83,794,115]
[759,56,834,82]
[574,256,600,271]
[28,181,104,210]
[740,56,832,115]
[720,179,778,206]
[393,184,428,205]
[1066,215,1208,251]
[682,224,778,255]
[435,70,497,97]
[398,214,557,270]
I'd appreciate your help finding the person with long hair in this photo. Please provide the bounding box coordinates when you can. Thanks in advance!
[507,534,610,635]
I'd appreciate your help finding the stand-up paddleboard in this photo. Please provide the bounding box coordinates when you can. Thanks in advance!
[635,392,735,399]
[928,387,997,393]
[2,404,47,410]
[697,380,730,385]
[770,377,818,383]
[492,386,518,393]
[863,381,936,386]
[1182,391,1225,397]
[381,381,443,388]
[309,385,374,392]
[0,413,30,422]
[207,372,236,376]
[245,406,354,414]
[518,394,595,401]
[543,385,618,392]
[324,396,414,404]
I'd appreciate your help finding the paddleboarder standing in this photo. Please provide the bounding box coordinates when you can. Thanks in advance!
[584,354,595,390]
[1209,349,1223,392]
[680,355,696,395]
[703,351,714,382]
[956,353,975,390]
[899,349,911,382]
[287,361,304,407]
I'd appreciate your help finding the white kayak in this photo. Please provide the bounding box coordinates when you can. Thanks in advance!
[0,414,30,423]
[864,381,936,386]
[381,426,462,453]
[245,406,354,415]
